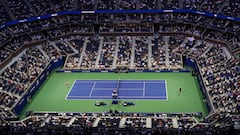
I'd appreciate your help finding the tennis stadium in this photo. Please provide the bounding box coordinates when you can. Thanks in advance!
[0,1,239,134]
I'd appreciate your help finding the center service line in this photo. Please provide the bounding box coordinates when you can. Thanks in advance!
[143,82,146,97]
[89,82,96,97]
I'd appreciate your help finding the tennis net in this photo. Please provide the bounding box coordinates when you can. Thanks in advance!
[116,79,120,91]
[112,79,120,99]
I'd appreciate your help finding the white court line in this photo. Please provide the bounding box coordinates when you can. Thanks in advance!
[66,80,168,100]
[93,88,114,90]
[118,96,167,98]
[75,82,95,84]
[75,79,165,81]
[75,81,165,84]
[93,88,144,91]
[68,95,110,97]
[67,95,167,98]
[165,80,168,101]
[89,82,96,97]
[65,80,76,100]
[143,82,146,97]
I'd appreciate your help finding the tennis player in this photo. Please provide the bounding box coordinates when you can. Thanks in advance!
[179,88,183,95]
[65,80,70,88]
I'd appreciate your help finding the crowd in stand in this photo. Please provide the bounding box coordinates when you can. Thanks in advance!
[97,0,116,10]
[200,0,224,14]
[187,41,209,59]
[183,0,203,10]
[134,37,149,69]
[0,11,238,45]
[199,47,240,113]
[98,37,116,69]
[81,37,99,69]
[229,37,240,59]
[6,0,34,20]
[0,46,49,112]
[116,36,132,66]
[0,32,8,45]
[0,37,239,134]
[56,41,75,55]
[151,36,167,70]
[0,91,18,108]
[41,42,61,60]
[0,0,239,134]
[98,117,121,128]
[55,35,185,70]
[0,2,10,25]
[221,0,240,17]
[0,106,17,124]
[0,112,210,135]
[0,0,239,25]
[0,48,11,64]
[139,0,157,10]
[64,37,85,69]
[1,111,236,135]
[167,36,183,69]
[2,15,238,123]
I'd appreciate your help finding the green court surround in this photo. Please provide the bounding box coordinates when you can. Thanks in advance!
[20,70,208,119]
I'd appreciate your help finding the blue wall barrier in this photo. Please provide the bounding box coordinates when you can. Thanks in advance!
[1,9,239,29]
[185,58,212,112]
[56,69,190,73]
[13,57,210,115]
[13,58,64,115]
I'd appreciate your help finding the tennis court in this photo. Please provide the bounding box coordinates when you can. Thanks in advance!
[20,72,208,119]
[66,80,167,100]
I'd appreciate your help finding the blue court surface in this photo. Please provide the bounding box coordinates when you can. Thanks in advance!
[66,80,167,100]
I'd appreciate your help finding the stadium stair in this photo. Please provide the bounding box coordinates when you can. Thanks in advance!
[119,117,126,128]
[148,37,152,69]
[198,0,208,10]
[222,46,233,59]
[187,40,202,55]
[112,37,120,69]
[41,116,51,127]
[163,36,170,69]
[146,118,152,128]
[78,37,88,67]
[0,49,26,73]
[130,36,136,69]
[217,0,229,14]
[37,46,50,60]
[95,37,104,68]
[172,117,179,128]
[48,41,61,52]
[1,0,16,20]
[64,40,79,54]
[73,0,78,10]
[200,43,213,58]
[23,0,38,16]
[92,117,101,127]
[67,117,76,127]
[0,86,20,99]
[173,36,189,53]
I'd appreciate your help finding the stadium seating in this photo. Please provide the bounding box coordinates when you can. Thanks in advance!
[0,0,239,134]
[98,37,116,69]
